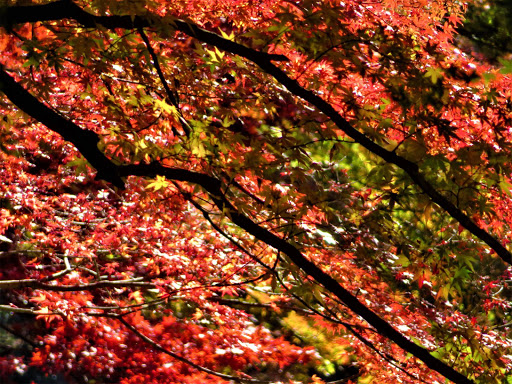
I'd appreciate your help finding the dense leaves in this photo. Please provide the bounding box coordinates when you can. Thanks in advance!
[1,0,512,383]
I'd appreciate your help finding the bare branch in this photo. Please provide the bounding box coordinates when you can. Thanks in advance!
[0,3,479,382]
[2,1,507,269]
[137,27,190,136]
[0,277,155,290]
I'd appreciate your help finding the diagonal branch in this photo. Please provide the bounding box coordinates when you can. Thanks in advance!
[174,25,512,267]
[137,27,190,136]
[2,0,509,269]
[0,3,478,383]
[117,166,472,383]
[0,67,124,187]
[0,0,287,62]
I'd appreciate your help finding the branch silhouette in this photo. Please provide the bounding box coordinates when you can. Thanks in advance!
[0,65,472,383]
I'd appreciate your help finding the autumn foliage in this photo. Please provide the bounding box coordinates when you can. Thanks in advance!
[1,0,512,383]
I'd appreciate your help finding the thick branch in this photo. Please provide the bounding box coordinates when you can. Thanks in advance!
[0,3,478,383]
[0,68,124,187]
[206,185,472,384]
[2,0,509,267]
[0,0,286,63]
[119,168,471,383]
[177,29,512,267]
[0,75,471,382]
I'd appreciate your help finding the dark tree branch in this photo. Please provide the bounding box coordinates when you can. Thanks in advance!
[2,0,509,267]
[0,0,287,62]
[205,189,473,384]
[137,28,179,108]
[185,30,512,267]
[0,70,471,383]
[137,27,190,136]
[0,3,479,383]
[0,68,124,187]
[120,168,471,383]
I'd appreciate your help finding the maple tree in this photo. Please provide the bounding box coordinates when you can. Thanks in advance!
[1,0,512,383]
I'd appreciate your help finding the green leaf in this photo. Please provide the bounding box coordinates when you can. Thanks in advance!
[424,67,444,84]
[499,58,512,74]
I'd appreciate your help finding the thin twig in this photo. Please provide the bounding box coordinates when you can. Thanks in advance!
[118,316,271,383]
[138,27,190,136]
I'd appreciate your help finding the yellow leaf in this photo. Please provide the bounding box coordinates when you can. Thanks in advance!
[128,291,144,304]
[220,29,235,41]
[146,175,170,191]
[425,67,444,84]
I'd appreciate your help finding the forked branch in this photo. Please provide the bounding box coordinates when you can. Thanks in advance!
[0,68,473,383]
[2,0,509,265]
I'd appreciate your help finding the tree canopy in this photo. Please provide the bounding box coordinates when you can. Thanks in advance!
[1,1,512,383]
